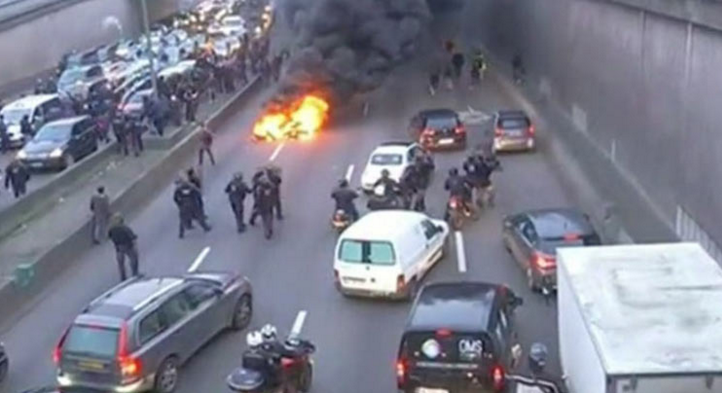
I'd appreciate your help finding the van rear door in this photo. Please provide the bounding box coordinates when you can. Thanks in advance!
[336,239,400,294]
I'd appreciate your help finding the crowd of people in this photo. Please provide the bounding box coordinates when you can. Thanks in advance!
[428,40,488,96]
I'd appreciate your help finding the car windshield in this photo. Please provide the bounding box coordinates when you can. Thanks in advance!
[339,240,395,265]
[129,92,149,104]
[36,123,71,141]
[2,108,32,125]
[58,69,86,87]
[499,118,529,129]
[371,153,403,165]
[426,116,457,129]
[63,324,119,358]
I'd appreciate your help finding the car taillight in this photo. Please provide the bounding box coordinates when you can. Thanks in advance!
[281,357,296,368]
[53,328,69,364]
[532,252,556,270]
[117,322,141,377]
[396,275,406,292]
[494,127,503,137]
[396,358,407,385]
[455,126,465,134]
[436,328,452,338]
[492,364,505,391]
[528,125,535,135]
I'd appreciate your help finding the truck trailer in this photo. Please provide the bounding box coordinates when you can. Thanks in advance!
[557,242,722,393]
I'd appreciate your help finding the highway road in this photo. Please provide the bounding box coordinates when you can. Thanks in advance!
[0,50,578,392]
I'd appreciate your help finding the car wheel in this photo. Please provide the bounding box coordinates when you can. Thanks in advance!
[298,362,312,392]
[526,268,539,292]
[63,154,74,169]
[0,359,8,383]
[154,356,180,393]
[230,294,253,331]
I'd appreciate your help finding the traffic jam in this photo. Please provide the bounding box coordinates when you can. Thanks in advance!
[3,0,722,392]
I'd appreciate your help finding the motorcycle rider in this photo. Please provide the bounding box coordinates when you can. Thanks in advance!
[331,179,359,221]
[444,167,473,216]
[463,148,500,208]
[371,169,401,209]
[400,164,425,211]
[245,325,301,392]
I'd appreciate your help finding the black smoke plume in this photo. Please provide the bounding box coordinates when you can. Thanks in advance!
[272,0,434,105]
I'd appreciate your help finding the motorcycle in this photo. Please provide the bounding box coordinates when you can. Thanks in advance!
[227,338,315,393]
[367,184,406,211]
[446,195,478,230]
[331,209,352,233]
[0,342,8,383]
[506,342,566,393]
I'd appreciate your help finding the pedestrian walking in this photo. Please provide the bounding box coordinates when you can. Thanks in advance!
[250,174,275,239]
[0,115,8,154]
[183,85,199,123]
[225,172,252,233]
[112,114,130,156]
[129,117,144,156]
[90,186,111,244]
[428,71,440,96]
[107,214,139,281]
[266,167,283,220]
[4,160,30,198]
[198,123,216,166]
[174,179,211,238]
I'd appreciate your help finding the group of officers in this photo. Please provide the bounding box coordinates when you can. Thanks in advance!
[172,165,283,240]
[330,146,500,223]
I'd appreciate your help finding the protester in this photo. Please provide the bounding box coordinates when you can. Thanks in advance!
[90,186,111,245]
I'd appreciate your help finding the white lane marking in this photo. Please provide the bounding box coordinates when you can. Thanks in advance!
[269,142,285,161]
[455,231,467,273]
[188,247,211,273]
[290,310,308,337]
[345,164,355,182]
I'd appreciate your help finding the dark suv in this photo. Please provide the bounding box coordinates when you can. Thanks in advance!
[55,272,253,393]
[409,109,466,150]
[17,116,98,171]
[397,282,523,393]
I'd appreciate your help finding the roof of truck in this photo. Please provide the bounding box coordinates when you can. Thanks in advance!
[558,243,722,375]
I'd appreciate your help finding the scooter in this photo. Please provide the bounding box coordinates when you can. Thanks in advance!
[331,210,352,233]
[367,185,405,211]
[446,195,478,230]
[506,343,566,393]
[227,338,315,393]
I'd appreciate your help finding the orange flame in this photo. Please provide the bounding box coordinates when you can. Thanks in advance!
[253,94,330,141]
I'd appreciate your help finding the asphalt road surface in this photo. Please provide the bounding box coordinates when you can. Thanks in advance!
[0,58,577,392]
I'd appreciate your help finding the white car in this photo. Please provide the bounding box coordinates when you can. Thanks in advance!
[219,15,247,37]
[360,142,422,191]
[333,211,449,299]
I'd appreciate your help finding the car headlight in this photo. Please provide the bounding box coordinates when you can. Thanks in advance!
[16,150,27,159]
[50,147,64,158]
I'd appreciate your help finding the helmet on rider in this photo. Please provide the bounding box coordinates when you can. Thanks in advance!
[338,179,349,188]
[381,169,390,178]
[260,324,278,342]
[246,331,264,348]
[528,342,548,375]
[448,167,458,177]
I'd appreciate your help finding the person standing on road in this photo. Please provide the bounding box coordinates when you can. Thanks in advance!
[108,214,139,281]
[129,116,144,157]
[112,114,130,156]
[250,175,275,239]
[20,115,33,139]
[225,172,252,233]
[5,160,30,198]
[183,85,199,123]
[266,167,283,220]
[174,178,211,238]
[90,186,111,245]
[452,52,465,80]
[0,115,8,154]
[198,123,216,166]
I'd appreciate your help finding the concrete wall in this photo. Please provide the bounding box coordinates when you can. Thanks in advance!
[0,0,188,87]
[462,0,722,254]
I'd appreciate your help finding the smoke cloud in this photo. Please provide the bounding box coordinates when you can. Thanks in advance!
[274,0,435,104]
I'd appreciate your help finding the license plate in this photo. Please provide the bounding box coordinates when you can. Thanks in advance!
[29,162,43,168]
[418,388,448,393]
[78,360,104,371]
[438,139,454,145]
[508,130,524,137]
[343,277,366,283]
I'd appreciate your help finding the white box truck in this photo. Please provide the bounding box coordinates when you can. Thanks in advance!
[557,242,722,393]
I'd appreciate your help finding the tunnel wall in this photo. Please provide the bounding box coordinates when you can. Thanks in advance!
[466,0,722,255]
[0,0,189,89]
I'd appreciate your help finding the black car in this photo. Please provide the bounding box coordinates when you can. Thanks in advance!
[397,282,523,393]
[409,109,466,150]
[502,208,601,292]
[17,116,98,171]
[0,342,8,383]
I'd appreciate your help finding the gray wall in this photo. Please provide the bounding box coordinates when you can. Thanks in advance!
[464,0,722,254]
[0,0,189,87]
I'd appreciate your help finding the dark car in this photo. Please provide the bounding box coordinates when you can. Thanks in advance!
[409,109,466,150]
[493,110,535,152]
[55,273,253,393]
[17,116,98,171]
[0,342,7,383]
[397,282,523,393]
[502,208,601,291]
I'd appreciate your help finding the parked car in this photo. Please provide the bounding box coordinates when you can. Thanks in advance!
[397,282,524,393]
[502,208,601,291]
[57,65,107,101]
[55,272,253,393]
[219,15,247,36]
[16,116,98,171]
[409,108,466,150]
[360,142,423,191]
[120,89,154,117]
[0,94,66,148]
[493,110,535,152]
[334,211,449,300]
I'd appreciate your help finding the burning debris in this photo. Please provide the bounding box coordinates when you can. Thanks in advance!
[253,93,330,141]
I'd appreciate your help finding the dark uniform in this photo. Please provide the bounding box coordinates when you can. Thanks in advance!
[331,186,359,221]
[267,169,283,219]
[174,181,211,238]
[112,115,130,156]
[20,116,33,138]
[108,219,139,281]
[0,117,8,153]
[225,175,252,232]
[5,160,30,198]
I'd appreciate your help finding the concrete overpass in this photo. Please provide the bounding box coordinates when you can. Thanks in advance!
[0,0,194,90]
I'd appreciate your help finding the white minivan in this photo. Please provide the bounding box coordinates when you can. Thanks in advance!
[334,211,449,300]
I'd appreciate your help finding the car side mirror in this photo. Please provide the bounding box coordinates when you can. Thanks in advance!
[435,225,444,234]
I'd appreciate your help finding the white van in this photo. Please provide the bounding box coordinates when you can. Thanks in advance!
[333,211,449,300]
[1,94,64,148]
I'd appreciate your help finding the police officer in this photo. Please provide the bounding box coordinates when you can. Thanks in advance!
[331,179,359,221]
[225,172,252,233]
[5,160,30,198]
[174,179,211,239]
[90,186,111,244]
[19,115,33,138]
[452,52,465,79]
[401,164,425,212]
[0,114,8,154]
[266,168,283,220]
[251,175,275,239]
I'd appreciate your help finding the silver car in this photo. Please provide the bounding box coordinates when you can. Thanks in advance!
[55,272,253,393]
[493,110,536,152]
